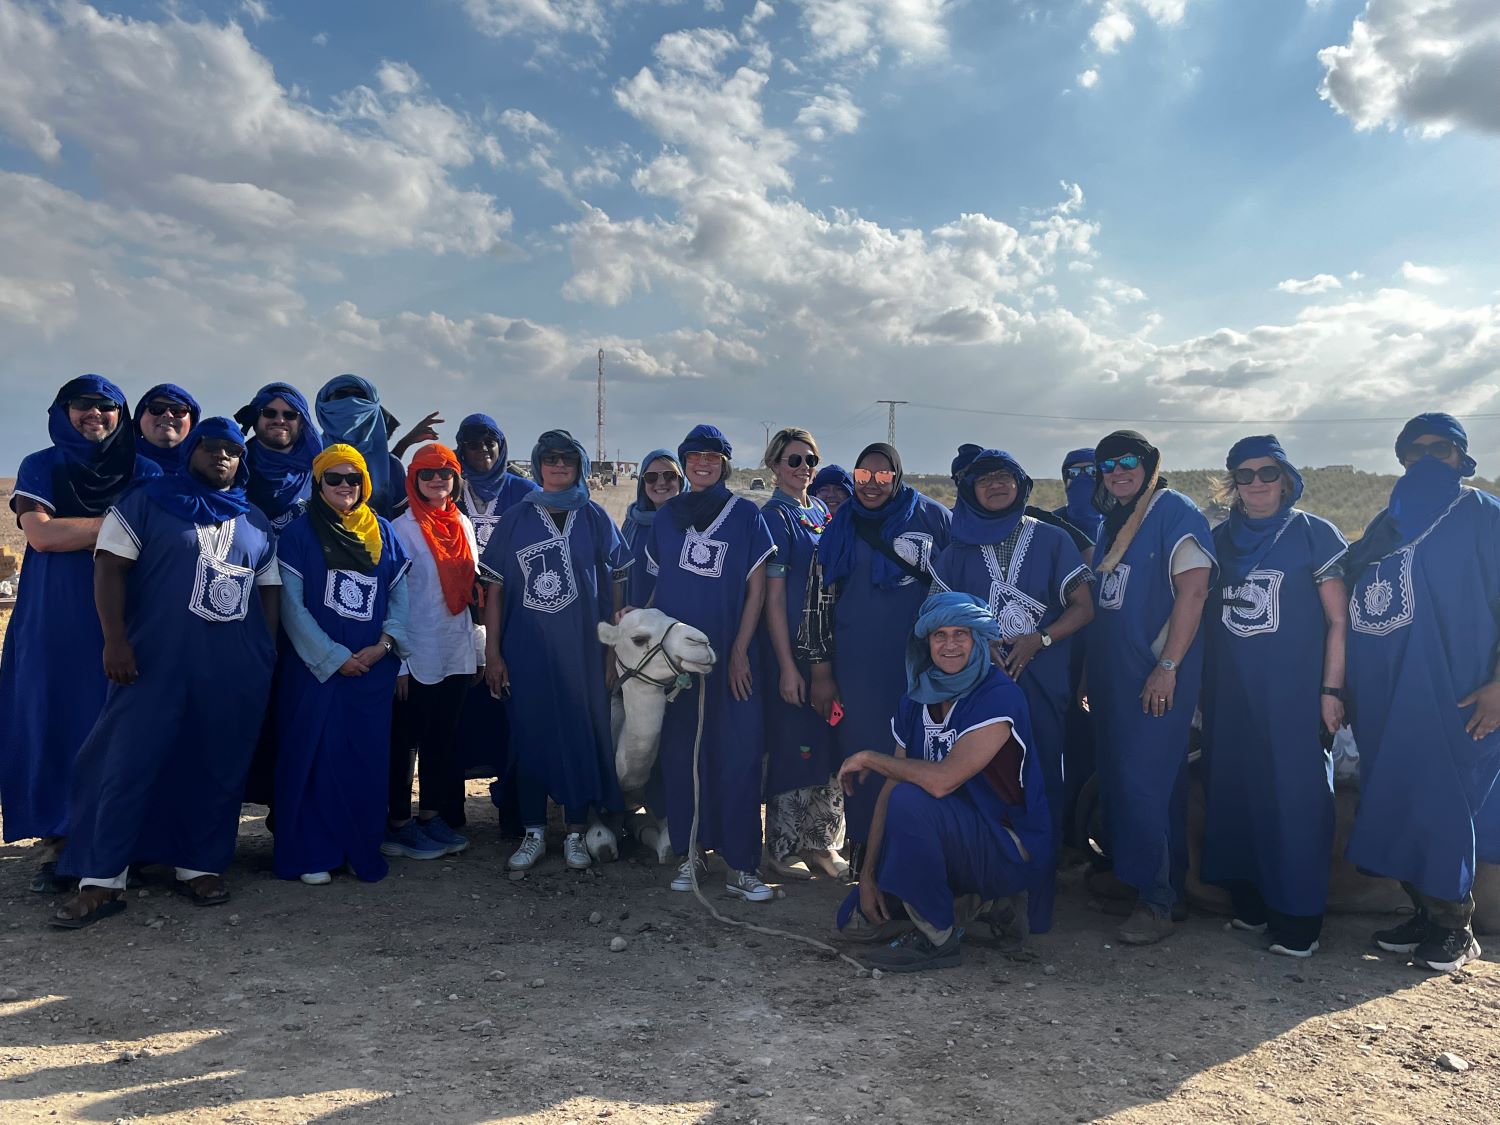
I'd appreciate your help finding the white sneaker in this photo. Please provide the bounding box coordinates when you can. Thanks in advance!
[670,854,706,892]
[563,832,591,870]
[507,831,546,871]
[299,871,331,886]
[726,869,774,903]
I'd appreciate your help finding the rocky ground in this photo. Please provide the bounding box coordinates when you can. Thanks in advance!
[2,795,1498,1125]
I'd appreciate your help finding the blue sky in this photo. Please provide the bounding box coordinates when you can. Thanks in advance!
[1,0,1497,473]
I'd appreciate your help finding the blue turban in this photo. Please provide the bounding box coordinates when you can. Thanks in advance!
[133,383,202,471]
[1395,412,1475,477]
[950,443,984,481]
[905,591,1004,704]
[233,381,320,521]
[1221,434,1304,585]
[678,423,732,464]
[622,446,681,544]
[139,416,252,525]
[810,463,853,501]
[523,428,592,512]
[951,449,1033,547]
[46,375,138,517]
[316,374,395,512]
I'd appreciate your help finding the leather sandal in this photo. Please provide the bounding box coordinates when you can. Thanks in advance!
[173,874,231,907]
[50,887,127,930]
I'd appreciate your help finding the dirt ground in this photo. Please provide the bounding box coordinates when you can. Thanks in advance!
[2,793,1498,1125]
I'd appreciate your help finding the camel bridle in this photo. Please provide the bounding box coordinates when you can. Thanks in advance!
[614,619,698,702]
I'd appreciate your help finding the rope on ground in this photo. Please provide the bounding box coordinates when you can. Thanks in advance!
[684,673,867,973]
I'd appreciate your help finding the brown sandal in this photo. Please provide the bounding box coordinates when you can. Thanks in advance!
[173,874,230,907]
[50,886,127,930]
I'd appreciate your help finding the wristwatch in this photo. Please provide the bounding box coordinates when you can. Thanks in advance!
[381,638,393,655]
[1038,630,1053,648]
[1320,686,1344,700]
[1158,657,1178,672]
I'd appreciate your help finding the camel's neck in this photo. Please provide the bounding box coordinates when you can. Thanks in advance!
[620,680,667,732]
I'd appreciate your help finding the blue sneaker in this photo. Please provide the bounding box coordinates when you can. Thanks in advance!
[416,815,469,856]
[380,820,445,860]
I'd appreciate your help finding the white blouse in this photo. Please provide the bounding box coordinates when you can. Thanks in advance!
[392,509,485,684]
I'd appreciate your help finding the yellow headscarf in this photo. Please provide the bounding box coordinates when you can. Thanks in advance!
[312,443,383,566]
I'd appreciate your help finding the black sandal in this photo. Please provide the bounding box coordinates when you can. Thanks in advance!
[173,875,231,907]
[50,887,127,930]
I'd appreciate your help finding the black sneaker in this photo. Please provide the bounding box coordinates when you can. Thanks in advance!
[862,928,963,973]
[1373,914,1431,954]
[1412,927,1481,972]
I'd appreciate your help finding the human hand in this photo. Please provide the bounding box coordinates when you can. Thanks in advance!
[729,646,753,702]
[337,657,368,677]
[392,410,444,457]
[396,674,410,702]
[858,871,889,924]
[1002,632,1045,680]
[810,669,840,721]
[1320,693,1345,735]
[1140,665,1177,717]
[1459,681,1500,741]
[779,665,807,706]
[837,751,874,795]
[103,638,138,685]
[485,657,510,700]
[352,643,388,668]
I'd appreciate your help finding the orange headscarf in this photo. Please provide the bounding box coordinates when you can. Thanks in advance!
[405,444,476,615]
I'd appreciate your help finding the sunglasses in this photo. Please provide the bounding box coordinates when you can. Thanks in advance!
[853,468,896,486]
[198,440,244,458]
[781,453,820,470]
[67,396,121,413]
[146,402,192,418]
[260,407,301,422]
[322,471,363,488]
[1232,465,1284,486]
[975,470,1017,488]
[416,467,457,482]
[683,451,723,464]
[1064,464,1097,481]
[540,452,580,467]
[642,470,681,486]
[1098,454,1142,474]
[1401,439,1457,464]
[459,437,498,450]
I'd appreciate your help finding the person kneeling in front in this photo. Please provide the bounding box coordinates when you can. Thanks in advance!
[835,592,1052,972]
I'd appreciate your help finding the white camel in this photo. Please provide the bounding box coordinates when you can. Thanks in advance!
[586,608,717,864]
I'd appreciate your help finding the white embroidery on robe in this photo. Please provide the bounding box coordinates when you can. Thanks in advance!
[325,569,379,621]
[519,507,579,614]
[678,497,739,579]
[1098,563,1131,610]
[1221,569,1284,638]
[189,520,254,624]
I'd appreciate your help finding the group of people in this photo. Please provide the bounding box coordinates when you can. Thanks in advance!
[1,375,1496,978]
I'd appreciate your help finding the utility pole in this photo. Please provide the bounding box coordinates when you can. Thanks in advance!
[596,348,606,466]
[759,420,772,449]
[876,400,907,445]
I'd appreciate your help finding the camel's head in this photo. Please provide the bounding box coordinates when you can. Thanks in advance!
[598,607,716,680]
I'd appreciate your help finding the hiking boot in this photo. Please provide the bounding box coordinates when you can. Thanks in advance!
[1411,927,1481,973]
[507,831,546,872]
[380,821,445,861]
[863,928,963,973]
[1117,903,1174,945]
[562,832,592,870]
[416,815,469,856]
[670,853,707,892]
[1373,913,1431,954]
[726,869,774,903]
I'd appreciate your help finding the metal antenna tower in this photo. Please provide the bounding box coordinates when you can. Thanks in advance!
[759,420,772,449]
[876,400,907,445]
[596,348,606,465]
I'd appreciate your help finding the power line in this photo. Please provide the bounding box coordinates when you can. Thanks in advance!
[905,401,1500,426]
[821,402,885,438]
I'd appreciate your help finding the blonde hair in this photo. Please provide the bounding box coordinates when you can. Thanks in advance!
[1211,469,1294,510]
[763,427,819,470]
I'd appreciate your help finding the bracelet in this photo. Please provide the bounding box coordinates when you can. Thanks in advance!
[381,639,393,654]
[1320,686,1343,700]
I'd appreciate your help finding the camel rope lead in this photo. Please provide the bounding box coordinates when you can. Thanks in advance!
[684,672,866,973]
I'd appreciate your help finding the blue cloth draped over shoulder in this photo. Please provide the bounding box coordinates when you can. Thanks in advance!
[480,499,625,821]
[132,383,201,471]
[0,378,160,843]
[819,484,923,591]
[58,489,277,878]
[236,382,321,529]
[274,514,409,881]
[136,418,252,525]
[1203,508,1347,917]
[316,375,398,517]
[1345,485,1500,900]
[621,447,680,608]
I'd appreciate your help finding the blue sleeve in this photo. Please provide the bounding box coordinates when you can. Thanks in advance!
[1168,493,1216,574]
[279,565,352,683]
[1048,528,1092,606]
[478,508,510,583]
[12,450,56,512]
[749,511,776,574]
[600,506,629,574]
[926,497,953,550]
[1306,514,1349,576]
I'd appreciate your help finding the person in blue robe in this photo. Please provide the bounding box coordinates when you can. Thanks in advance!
[1053,447,1103,547]
[51,419,279,928]
[273,444,411,884]
[1343,413,1500,972]
[758,428,845,882]
[620,447,682,609]
[833,593,1050,972]
[802,442,951,868]
[480,429,625,872]
[1086,430,1214,945]
[931,449,1094,932]
[450,413,539,832]
[647,425,777,901]
[314,375,409,519]
[1201,435,1349,958]
[1053,446,1102,845]
[235,381,322,537]
[0,376,160,894]
[133,383,200,472]
[810,463,853,517]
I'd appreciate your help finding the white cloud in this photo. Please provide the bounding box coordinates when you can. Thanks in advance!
[1277,273,1342,295]
[311,31,328,46]
[653,27,739,75]
[0,2,511,255]
[376,60,421,95]
[239,0,272,25]
[460,0,607,41]
[499,108,558,140]
[793,0,953,63]
[1318,0,1500,136]
[795,85,863,139]
[1400,261,1450,285]
[1077,68,1100,89]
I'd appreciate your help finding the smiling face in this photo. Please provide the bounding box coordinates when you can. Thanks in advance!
[460,434,500,474]
[815,484,848,515]
[141,398,192,448]
[67,397,121,442]
[255,396,302,452]
[189,439,244,490]
[1103,456,1146,502]
[1234,455,1286,518]
[417,467,456,505]
[1403,432,1463,472]
[855,452,895,509]
[773,439,816,497]
[928,626,974,675]
[539,449,581,492]
[684,450,725,490]
[320,461,363,513]
[643,456,682,507]
[974,466,1019,513]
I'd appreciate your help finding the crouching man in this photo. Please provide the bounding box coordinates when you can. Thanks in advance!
[835,592,1052,972]
[52,419,280,929]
